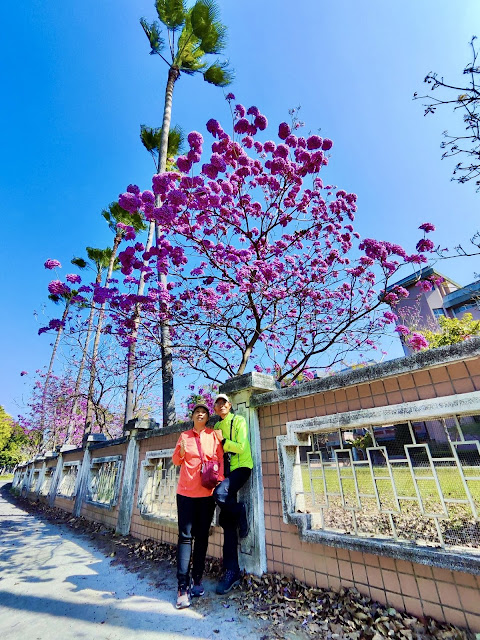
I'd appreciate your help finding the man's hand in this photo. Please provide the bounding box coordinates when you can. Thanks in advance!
[215,429,224,443]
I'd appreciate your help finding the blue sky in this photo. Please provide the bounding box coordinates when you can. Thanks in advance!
[2,0,480,417]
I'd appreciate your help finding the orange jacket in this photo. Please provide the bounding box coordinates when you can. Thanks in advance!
[172,427,224,498]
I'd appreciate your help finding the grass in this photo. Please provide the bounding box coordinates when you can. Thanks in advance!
[301,464,480,503]
[0,474,14,481]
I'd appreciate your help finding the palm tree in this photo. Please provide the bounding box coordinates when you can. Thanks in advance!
[65,247,119,444]
[134,0,233,427]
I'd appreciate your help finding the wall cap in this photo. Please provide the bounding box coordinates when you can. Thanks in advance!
[250,337,480,407]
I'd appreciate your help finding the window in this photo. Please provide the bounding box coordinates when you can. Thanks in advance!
[57,461,80,498]
[40,467,55,496]
[87,456,123,508]
[432,308,445,319]
[138,449,178,523]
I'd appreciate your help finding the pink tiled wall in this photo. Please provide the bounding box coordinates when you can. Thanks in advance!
[258,355,480,631]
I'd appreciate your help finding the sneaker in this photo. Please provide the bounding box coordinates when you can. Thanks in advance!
[190,580,205,597]
[238,503,249,539]
[216,570,241,595]
[176,588,191,609]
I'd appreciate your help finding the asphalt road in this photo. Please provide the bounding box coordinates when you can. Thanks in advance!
[0,482,270,640]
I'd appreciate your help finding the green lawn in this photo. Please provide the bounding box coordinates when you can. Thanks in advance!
[301,464,480,504]
[0,474,13,481]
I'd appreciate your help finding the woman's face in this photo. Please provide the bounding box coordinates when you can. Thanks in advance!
[192,407,208,427]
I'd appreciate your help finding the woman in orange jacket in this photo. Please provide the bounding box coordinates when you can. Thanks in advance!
[172,403,223,609]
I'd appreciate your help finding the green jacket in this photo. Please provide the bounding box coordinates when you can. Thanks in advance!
[217,412,253,471]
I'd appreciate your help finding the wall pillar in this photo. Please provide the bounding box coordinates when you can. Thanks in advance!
[220,372,277,576]
[116,430,140,536]
[73,447,91,517]
[48,453,63,506]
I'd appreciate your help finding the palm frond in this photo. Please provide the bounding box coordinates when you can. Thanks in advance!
[140,18,165,54]
[71,257,88,269]
[140,124,184,157]
[155,0,187,31]
[203,60,234,86]
[190,0,225,54]
[140,124,162,153]
[102,202,146,234]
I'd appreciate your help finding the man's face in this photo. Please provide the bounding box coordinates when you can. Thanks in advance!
[214,398,231,418]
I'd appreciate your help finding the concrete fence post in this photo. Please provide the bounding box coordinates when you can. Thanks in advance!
[116,429,140,536]
[73,447,91,517]
[220,372,277,576]
[48,453,63,506]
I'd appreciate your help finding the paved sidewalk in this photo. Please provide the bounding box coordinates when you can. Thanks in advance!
[0,482,269,640]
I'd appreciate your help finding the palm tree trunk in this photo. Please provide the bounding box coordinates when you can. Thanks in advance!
[65,270,102,444]
[156,65,180,428]
[124,221,156,424]
[41,302,70,449]
[84,235,122,434]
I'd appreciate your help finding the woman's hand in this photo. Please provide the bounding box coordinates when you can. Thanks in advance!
[179,437,186,458]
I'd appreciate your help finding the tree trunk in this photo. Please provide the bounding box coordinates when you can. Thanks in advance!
[41,302,71,449]
[84,235,122,434]
[65,270,102,444]
[156,65,180,428]
[123,221,157,425]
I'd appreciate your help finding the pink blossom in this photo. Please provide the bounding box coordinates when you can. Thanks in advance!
[322,138,333,150]
[395,325,410,336]
[408,333,429,351]
[44,259,61,270]
[416,238,434,252]
[419,222,435,233]
[66,273,81,284]
[20,371,28,376]
[278,122,291,140]
[48,280,70,296]
[416,280,433,293]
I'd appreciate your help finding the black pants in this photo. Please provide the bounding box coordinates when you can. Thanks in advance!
[176,493,216,589]
[214,467,251,572]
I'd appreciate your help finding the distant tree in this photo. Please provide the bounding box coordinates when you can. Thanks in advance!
[416,36,480,191]
[0,406,12,452]
[421,312,480,348]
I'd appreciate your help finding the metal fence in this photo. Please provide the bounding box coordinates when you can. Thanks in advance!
[296,413,480,549]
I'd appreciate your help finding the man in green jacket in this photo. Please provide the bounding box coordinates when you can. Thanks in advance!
[213,393,253,595]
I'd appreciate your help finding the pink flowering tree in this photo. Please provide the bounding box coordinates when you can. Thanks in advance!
[17,371,123,453]
[109,101,434,385]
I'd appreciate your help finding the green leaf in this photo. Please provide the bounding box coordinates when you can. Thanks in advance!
[155,0,187,31]
[140,18,165,54]
[203,60,234,86]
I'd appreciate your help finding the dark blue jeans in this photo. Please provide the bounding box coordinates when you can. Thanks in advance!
[214,467,251,572]
[176,494,216,589]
